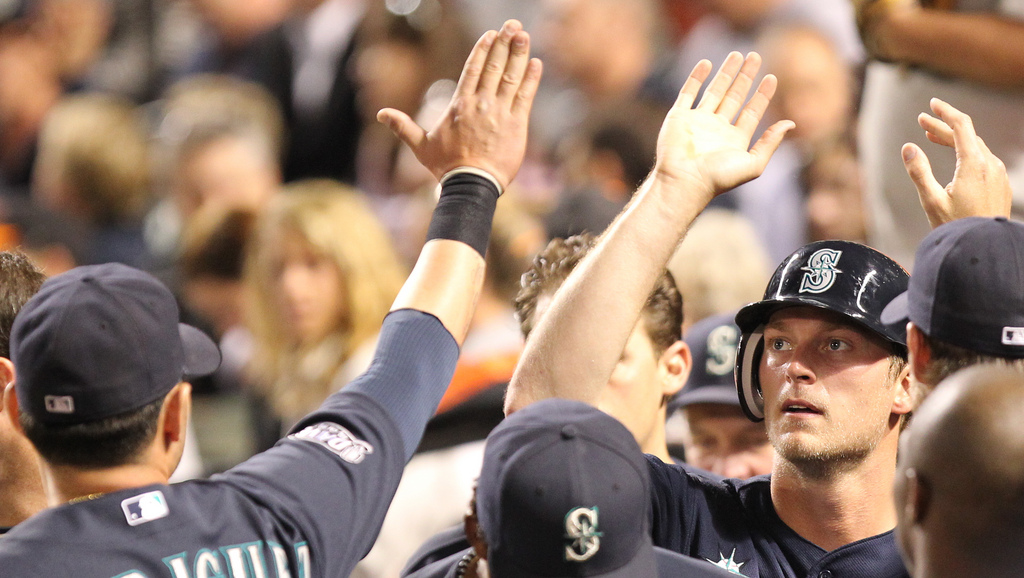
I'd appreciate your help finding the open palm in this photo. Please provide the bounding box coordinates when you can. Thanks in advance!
[654,53,794,203]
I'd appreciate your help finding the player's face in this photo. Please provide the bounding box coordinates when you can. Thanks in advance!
[758,307,905,468]
[600,321,676,455]
[682,403,774,479]
[272,229,347,346]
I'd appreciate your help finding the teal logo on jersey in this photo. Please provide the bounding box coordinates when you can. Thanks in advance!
[707,548,748,576]
[112,540,311,578]
[799,249,843,294]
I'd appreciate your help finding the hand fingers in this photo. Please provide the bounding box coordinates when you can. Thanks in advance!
[377,108,426,152]
[476,20,522,96]
[715,52,762,121]
[901,143,946,215]
[496,30,532,103]
[673,60,713,111]
[455,30,497,98]
[930,97,983,158]
[918,112,953,147]
[748,119,795,173]
[511,58,544,118]
[696,52,744,111]
[734,74,779,136]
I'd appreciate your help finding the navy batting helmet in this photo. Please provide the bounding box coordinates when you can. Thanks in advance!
[733,240,909,421]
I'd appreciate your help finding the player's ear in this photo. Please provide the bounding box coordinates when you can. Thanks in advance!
[903,468,931,526]
[658,340,691,398]
[3,379,23,434]
[160,382,192,447]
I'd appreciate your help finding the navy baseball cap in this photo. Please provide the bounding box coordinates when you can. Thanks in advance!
[477,399,657,578]
[669,311,742,414]
[881,216,1024,358]
[11,263,221,424]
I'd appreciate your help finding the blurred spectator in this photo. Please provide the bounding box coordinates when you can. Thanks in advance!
[32,93,151,267]
[670,312,773,479]
[545,111,654,239]
[245,0,367,183]
[175,0,290,79]
[148,74,284,267]
[760,25,856,155]
[353,7,472,197]
[801,137,868,243]
[667,208,771,331]
[243,180,406,430]
[0,18,61,189]
[531,0,672,153]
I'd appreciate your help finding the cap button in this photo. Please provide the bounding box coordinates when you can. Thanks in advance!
[561,425,577,439]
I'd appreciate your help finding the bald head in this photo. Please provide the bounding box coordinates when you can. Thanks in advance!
[896,365,1024,577]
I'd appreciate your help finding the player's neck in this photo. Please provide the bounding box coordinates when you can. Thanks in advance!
[44,463,171,505]
[770,436,900,551]
[640,413,673,463]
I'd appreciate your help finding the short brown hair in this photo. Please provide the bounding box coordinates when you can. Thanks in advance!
[0,251,45,358]
[920,332,1024,389]
[514,234,682,353]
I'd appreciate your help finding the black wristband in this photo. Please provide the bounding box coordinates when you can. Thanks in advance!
[426,172,500,258]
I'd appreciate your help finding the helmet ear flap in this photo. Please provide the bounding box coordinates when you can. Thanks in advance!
[736,325,766,422]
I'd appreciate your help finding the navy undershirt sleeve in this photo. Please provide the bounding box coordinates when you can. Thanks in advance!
[334,308,459,460]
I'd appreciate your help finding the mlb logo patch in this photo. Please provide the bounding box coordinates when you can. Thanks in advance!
[1002,327,1024,346]
[44,395,75,414]
[121,490,169,527]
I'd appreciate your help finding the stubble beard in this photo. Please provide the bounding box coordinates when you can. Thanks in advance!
[769,411,890,480]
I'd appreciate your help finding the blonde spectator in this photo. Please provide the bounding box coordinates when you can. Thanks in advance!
[667,208,771,331]
[32,93,150,266]
[244,181,406,428]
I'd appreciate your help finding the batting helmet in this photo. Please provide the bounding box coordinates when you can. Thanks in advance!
[733,240,909,421]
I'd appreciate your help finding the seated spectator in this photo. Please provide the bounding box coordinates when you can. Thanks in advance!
[671,312,773,479]
[244,180,406,430]
[895,364,1024,578]
[32,92,151,267]
[801,137,868,243]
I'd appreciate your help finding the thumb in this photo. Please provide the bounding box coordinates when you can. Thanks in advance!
[749,120,796,173]
[901,143,944,203]
[377,108,427,152]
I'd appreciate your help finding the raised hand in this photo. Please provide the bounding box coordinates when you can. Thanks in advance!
[377,20,542,190]
[652,52,794,204]
[900,97,1012,228]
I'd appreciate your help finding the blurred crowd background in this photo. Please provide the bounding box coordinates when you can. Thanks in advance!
[0,0,941,574]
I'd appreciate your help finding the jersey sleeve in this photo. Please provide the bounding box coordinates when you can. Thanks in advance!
[218,309,459,576]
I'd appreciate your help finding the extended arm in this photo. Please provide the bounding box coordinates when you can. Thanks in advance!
[505,53,792,413]
[381,20,542,345]
[858,2,1024,90]
[900,97,1011,228]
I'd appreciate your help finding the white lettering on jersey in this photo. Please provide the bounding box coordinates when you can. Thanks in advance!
[295,543,311,578]
[290,422,374,464]
[269,542,292,578]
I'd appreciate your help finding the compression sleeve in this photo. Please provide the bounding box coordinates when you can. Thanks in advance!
[292,309,459,461]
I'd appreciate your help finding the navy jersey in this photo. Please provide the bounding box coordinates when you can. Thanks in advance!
[0,310,458,578]
[405,545,741,578]
[646,457,910,578]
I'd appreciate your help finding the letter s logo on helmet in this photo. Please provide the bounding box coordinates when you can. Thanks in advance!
[799,248,843,294]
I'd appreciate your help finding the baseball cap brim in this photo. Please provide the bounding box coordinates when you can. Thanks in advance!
[879,291,910,326]
[179,323,221,379]
[672,384,740,410]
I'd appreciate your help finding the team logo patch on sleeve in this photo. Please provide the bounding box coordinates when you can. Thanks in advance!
[122,490,169,526]
[290,422,375,464]
[799,248,843,294]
